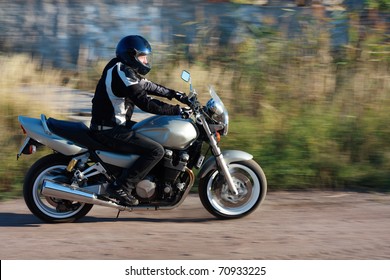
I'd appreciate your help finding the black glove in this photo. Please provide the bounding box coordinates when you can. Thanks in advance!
[180,107,192,119]
[174,91,191,106]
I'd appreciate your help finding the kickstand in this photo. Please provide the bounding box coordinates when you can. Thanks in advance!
[116,210,121,219]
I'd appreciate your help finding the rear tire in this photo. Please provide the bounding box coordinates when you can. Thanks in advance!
[199,159,267,219]
[23,153,93,223]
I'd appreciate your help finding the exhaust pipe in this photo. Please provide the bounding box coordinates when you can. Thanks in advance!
[41,168,196,212]
[41,180,130,211]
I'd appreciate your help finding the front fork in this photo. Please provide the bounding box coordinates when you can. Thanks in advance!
[198,115,239,195]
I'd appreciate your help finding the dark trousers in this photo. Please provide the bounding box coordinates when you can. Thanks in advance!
[91,125,164,189]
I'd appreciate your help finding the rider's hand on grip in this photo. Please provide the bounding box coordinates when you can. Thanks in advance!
[174,91,192,106]
[180,107,192,119]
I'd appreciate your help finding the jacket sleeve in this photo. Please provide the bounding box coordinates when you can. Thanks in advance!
[139,79,176,100]
[127,83,181,115]
[112,63,180,115]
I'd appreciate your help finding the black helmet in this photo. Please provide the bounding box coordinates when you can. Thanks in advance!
[115,35,152,75]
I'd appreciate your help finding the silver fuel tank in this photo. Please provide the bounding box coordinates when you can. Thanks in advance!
[133,115,198,150]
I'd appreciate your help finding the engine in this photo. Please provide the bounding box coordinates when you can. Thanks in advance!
[134,149,190,202]
[135,178,157,199]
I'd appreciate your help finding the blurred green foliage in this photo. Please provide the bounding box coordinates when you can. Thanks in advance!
[366,0,390,10]
[1,8,390,201]
[216,9,390,192]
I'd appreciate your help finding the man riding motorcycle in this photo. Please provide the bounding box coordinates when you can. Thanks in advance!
[90,35,190,205]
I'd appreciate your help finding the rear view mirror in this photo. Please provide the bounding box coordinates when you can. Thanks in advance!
[181,70,195,96]
[181,70,191,82]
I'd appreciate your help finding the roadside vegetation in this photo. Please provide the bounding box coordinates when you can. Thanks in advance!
[1,8,389,200]
[0,55,62,199]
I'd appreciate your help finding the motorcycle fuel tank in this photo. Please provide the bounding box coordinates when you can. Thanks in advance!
[133,115,198,150]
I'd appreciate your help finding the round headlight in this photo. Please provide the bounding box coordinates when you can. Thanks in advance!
[206,99,224,118]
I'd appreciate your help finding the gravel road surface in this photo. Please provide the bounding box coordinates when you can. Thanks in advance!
[1,191,390,260]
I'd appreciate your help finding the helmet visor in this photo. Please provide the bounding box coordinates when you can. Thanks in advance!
[135,50,152,69]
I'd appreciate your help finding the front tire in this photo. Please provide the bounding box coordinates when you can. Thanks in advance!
[199,159,267,219]
[23,153,93,223]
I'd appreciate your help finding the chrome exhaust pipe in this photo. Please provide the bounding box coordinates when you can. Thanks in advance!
[41,179,130,211]
[41,168,195,212]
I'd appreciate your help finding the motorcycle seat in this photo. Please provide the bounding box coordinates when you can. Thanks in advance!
[47,118,112,151]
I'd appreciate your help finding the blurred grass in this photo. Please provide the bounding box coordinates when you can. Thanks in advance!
[1,9,390,200]
[0,54,61,199]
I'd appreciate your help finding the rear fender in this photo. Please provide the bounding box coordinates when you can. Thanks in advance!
[18,115,87,156]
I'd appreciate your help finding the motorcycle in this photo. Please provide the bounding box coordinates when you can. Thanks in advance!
[17,70,267,223]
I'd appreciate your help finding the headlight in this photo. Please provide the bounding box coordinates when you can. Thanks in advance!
[207,87,229,136]
[206,98,224,122]
[206,98,229,135]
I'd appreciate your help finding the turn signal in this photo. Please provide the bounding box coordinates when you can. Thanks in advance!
[215,132,221,143]
[23,144,36,155]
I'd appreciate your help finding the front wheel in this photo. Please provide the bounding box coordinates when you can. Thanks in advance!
[23,153,93,223]
[198,159,267,219]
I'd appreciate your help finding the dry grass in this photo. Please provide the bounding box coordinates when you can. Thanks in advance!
[0,54,66,199]
[0,54,65,117]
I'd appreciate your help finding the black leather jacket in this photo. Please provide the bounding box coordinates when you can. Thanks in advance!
[91,58,180,127]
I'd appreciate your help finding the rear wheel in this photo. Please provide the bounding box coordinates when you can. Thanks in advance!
[199,160,267,219]
[23,153,93,223]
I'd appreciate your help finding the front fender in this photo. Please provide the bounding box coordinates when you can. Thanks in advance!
[197,150,253,179]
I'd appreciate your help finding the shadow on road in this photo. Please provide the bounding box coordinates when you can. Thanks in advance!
[0,213,42,227]
[0,212,215,227]
[82,216,216,224]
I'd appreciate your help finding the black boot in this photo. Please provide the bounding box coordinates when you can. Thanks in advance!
[105,183,139,206]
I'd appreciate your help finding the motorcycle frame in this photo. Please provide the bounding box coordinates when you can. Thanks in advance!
[18,96,254,211]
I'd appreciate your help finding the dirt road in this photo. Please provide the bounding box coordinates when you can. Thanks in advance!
[1,191,390,260]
